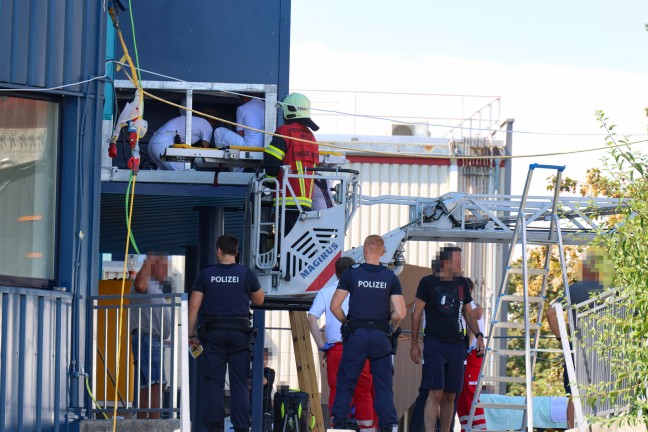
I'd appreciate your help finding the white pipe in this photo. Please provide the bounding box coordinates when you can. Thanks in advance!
[180,296,191,431]
[553,302,587,432]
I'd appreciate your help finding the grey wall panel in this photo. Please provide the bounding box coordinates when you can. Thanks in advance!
[0,0,105,92]
[0,288,71,432]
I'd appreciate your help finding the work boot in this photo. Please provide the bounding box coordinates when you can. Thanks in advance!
[331,417,350,430]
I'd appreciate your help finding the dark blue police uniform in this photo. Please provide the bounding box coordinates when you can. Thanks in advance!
[331,263,402,430]
[193,263,261,431]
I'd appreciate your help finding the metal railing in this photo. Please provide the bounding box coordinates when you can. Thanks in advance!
[89,292,190,429]
[554,288,633,429]
[574,289,632,417]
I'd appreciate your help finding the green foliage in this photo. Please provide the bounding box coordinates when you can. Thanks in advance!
[546,175,579,194]
[580,111,648,426]
[510,113,648,425]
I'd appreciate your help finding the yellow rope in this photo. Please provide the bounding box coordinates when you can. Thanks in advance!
[141,90,632,161]
[111,174,137,427]
[107,8,147,429]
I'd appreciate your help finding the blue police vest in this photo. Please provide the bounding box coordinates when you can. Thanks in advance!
[194,263,256,317]
[341,263,402,323]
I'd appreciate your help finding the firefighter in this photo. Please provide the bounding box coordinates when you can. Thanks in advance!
[263,92,319,235]
[330,235,406,432]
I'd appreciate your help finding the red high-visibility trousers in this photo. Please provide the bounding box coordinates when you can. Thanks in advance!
[457,350,487,431]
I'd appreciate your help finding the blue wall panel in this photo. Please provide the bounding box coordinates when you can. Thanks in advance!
[26,0,48,86]
[0,0,104,92]
[117,0,291,89]
[1,1,107,430]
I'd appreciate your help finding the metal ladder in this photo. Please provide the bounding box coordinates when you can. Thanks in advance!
[467,164,570,432]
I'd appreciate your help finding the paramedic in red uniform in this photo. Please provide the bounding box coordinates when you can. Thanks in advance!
[263,92,319,235]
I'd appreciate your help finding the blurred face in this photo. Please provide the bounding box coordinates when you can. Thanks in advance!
[445,251,462,277]
[150,256,169,282]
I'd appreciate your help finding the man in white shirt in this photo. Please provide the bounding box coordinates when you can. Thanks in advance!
[307,257,377,432]
[148,101,213,170]
[213,95,265,149]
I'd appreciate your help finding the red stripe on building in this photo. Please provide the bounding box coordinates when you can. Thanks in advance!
[306,252,342,292]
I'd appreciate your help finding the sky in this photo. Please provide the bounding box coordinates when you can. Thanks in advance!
[289,1,648,195]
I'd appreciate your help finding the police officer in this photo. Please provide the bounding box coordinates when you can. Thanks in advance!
[330,235,406,432]
[188,234,265,432]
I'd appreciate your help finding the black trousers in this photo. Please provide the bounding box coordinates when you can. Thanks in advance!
[202,329,251,430]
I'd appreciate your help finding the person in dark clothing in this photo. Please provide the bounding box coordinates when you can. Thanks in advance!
[546,248,607,429]
[410,246,485,432]
[188,234,265,432]
[262,348,275,431]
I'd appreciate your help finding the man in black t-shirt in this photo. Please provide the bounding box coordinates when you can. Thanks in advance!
[188,234,265,432]
[410,246,485,432]
[330,235,406,432]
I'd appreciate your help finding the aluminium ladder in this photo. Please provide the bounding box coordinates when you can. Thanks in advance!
[467,164,571,432]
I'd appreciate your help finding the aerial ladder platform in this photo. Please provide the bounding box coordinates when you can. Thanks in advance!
[164,148,626,432]
[163,145,626,297]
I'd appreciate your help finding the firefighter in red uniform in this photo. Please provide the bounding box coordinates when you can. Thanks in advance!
[263,93,320,235]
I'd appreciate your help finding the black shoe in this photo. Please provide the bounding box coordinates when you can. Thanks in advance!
[331,418,350,430]
[205,422,223,432]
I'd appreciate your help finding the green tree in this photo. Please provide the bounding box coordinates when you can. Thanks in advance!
[581,112,648,426]
[507,114,647,425]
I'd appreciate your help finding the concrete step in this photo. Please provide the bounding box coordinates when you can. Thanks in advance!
[79,419,180,432]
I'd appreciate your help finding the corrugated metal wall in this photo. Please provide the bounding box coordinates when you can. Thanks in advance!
[344,159,507,312]
[1,1,107,431]
[0,288,72,431]
[346,161,453,268]
[0,0,105,91]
